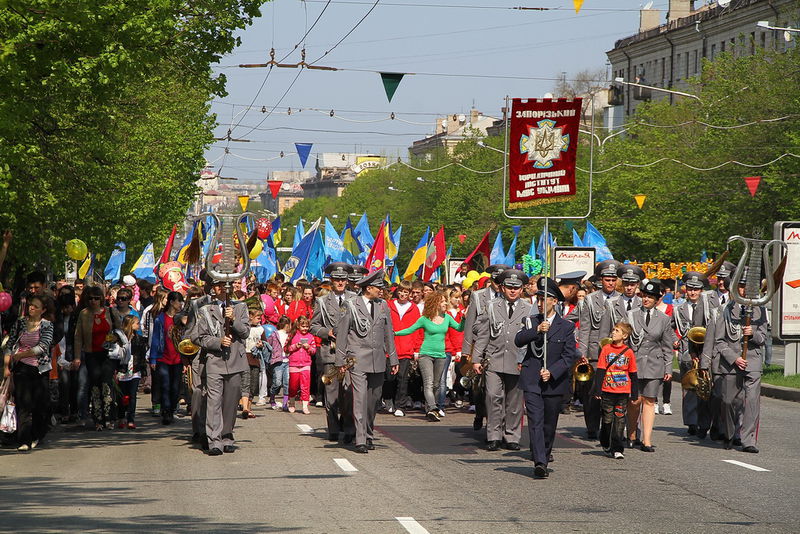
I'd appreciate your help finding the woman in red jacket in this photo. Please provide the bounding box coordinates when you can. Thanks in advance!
[286,285,314,322]
[385,280,422,417]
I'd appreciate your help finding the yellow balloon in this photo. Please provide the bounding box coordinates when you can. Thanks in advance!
[66,239,88,261]
[465,270,480,281]
[248,239,263,260]
[463,278,475,290]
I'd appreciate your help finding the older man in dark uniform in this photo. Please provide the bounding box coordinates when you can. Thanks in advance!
[335,269,398,453]
[515,277,578,478]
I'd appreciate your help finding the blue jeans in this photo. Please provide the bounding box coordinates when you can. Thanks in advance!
[76,362,89,421]
[117,378,141,423]
[157,362,182,416]
[437,353,453,408]
[269,361,289,397]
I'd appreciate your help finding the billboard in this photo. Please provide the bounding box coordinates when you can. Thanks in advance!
[774,221,800,340]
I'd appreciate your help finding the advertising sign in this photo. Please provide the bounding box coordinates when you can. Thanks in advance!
[508,98,582,209]
[552,247,595,280]
[774,221,800,340]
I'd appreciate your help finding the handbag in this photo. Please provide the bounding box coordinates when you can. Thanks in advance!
[0,376,12,413]
[0,402,16,434]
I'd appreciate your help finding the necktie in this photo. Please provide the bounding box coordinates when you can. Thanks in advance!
[370,300,375,319]
[720,295,726,305]
[626,299,632,311]
[338,295,343,308]
[508,302,514,319]
[645,309,651,326]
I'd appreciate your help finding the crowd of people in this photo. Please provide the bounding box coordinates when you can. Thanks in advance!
[0,253,767,478]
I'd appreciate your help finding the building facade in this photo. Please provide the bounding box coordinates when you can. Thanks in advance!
[409,108,498,158]
[301,153,387,199]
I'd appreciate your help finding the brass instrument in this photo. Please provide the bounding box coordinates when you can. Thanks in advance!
[599,337,612,348]
[321,357,355,385]
[572,360,594,383]
[178,339,201,357]
[681,359,711,401]
[686,327,706,345]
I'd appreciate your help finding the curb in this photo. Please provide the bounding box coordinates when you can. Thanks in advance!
[671,370,800,403]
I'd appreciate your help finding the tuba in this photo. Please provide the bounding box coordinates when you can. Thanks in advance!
[178,339,201,357]
[686,326,706,357]
[681,359,711,401]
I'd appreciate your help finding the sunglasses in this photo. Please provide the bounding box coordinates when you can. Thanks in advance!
[88,296,102,301]
[117,296,130,301]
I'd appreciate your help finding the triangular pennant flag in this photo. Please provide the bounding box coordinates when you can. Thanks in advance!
[634,194,647,209]
[267,179,283,199]
[743,176,761,197]
[295,143,313,168]
[238,195,249,212]
[379,72,405,102]
[573,0,584,14]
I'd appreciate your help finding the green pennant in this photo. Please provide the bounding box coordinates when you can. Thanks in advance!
[380,72,404,102]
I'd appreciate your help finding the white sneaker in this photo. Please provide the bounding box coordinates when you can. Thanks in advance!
[315,401,323,408]
[455,400,463,408]
[438,409,446,418]
[17,444,30,452]
[614,451,624,459]
[255,397,267,406]
[394,409,405,417]
[662,403,673,415]
[655,404,660,415]
[31,440,39,449]
[468,405,476,413]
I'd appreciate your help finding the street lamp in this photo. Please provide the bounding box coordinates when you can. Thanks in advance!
[388,186,406,193]
[757,20,796,42]
[476,140,507,155]
[614,77,702,103]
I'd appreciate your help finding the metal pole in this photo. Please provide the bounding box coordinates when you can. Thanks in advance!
[543,216,549,370]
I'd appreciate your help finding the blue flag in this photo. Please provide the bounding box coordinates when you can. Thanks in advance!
[536,228,557,262]
[283,219,321,283]
[252,241,277,283]
[572,228,583,247]
[700,249,708,262]
[131,243,157,283]
[305,219,327,280]
[527,235,536,259]
[295,143,313,168]
[293,218,305,250]
[355,213,374,250]
[324,218,344,263]
[505,227,520,266]
[584,221,613,262]
[490,231,506,265]
[103,242,126,284]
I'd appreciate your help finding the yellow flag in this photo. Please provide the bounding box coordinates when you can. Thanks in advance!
[573,0,584,13]
[634,194,647,209]
[238,195,249,212]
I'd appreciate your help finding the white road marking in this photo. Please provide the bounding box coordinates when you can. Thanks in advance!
[723,460,770,472]
[395,517,430,534]
[334,458,358,472]
[296,424,314,433]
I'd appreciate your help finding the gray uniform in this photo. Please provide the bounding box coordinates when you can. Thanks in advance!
[578,290,620,362]
[194,300,249,451]
[473,297,532,444]
[600,295,641,339]
[627,307,675,397]
[461,286,501,356]
[178,294,213,439]
[310,289,356,438]
[335,296,398,447]
[712,303,767,447]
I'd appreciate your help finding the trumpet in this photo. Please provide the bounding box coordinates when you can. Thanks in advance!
[572,359,595,383]
[321,357,355,385]
[177,339,201,357]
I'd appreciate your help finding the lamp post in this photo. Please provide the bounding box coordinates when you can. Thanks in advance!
[756,20,797,42]
[614,77,702,103]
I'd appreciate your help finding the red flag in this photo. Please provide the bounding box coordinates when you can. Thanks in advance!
[364,220,386,272]
[267,180,283,199]
[154,224,177,274]
[462,230,491,272]
[743,176,761,197]
[422,226,446,282]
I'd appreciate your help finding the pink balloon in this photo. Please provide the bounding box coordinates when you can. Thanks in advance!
[0,292,11,313]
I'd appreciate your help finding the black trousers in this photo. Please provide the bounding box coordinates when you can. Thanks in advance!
[13,364,50,446]
[577,378,601,435]
[600,392,629,453]
[524,391,563,466]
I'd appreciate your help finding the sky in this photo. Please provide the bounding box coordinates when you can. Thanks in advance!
[206,0,674,183]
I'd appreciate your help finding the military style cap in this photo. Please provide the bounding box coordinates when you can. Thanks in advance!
[325,262,351,280]
[348,264,369,282]
[682,271,705,289]
[640,279,662,297]
[716,261,736,280]
[595,259,622,278]
[496,268,528,288]
[587,274,601,289]
[356,269,386,289]
[537,277,565,301]
[486,264,511,280]
[557,271,586,287]
[618,264,645,283]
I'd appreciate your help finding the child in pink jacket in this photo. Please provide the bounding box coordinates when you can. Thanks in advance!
[286,316,316,414]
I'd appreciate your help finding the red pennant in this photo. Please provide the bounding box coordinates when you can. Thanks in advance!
[743,176,761,197]
[458,234,466,244]
[267,180,283,199]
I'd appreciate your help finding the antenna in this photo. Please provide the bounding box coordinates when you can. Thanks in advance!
[643,1,653,10]
[717,0,731,8]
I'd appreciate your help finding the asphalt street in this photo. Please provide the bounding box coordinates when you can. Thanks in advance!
[1,387,798,534]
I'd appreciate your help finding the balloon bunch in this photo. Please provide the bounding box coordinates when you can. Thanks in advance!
[522,254,543,277]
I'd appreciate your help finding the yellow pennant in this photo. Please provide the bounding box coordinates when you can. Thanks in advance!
[634,194,647,209]
[238,195,249,212]
[573,0,584,13]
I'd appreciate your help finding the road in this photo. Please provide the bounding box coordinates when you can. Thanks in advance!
[1,388,798,533]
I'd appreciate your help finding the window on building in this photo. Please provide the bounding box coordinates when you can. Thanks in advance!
[711,43,716,58]
[750,32,756,55]
[720,41,725,53]
[661,58,666,84]
[684,52,689,78]
[693,50,698,73]
[760,31,767,49]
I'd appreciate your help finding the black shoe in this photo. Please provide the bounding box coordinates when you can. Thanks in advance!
[200,441,209,451]
[697,428,708,440]
[627,440,635,449]
[208,448,223,456]
[732,438,742,447]
[534,463,549,478]
[687,425,697,436]
[487,440,500,451]
[640,444,655,452]
[741,445,759,453]
[354,444,368,454]
[343,434,355,445]
[191,433,201,443]
[161,416,170,425]
[505,442,520,451]
[723,439,733,450]
[328,433,339,442]
[586,431,598,440]
[366,439,376,450]
[426,410,440,422]
[548,454,554,463]
[709,431,723,441]
[223,445,236,453]
[473,416,483,431]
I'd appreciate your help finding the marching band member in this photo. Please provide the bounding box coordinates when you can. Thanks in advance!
[515,277,578,478]
[577,259,622,439]
[335,269,398,454]
[712,271,767,453]
[473,269,532,451]
[599,265,644,338]
[626,280,676,452]
[310,262,356,442]
[555,271,585,324]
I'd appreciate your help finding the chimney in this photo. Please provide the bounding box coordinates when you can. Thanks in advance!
[640,8,661,33]
[470,108,480,125]
[668,0,691,23]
